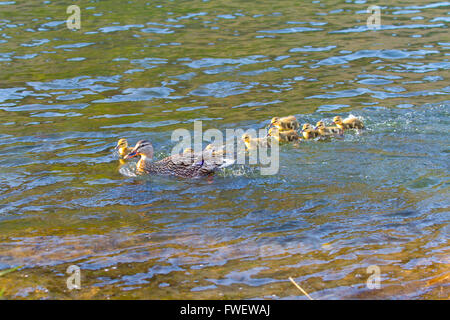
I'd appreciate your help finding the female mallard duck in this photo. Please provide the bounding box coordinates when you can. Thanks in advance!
[115,138,133,158]
[333,115,364,130]
[315,121,343,137]
[125,140,234,178]
[241,133,271,150]
[268,127,300,143]
[270,115,299,131]
[301,123,319,140]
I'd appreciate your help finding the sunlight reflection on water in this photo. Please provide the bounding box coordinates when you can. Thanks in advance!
[0,0,449,300]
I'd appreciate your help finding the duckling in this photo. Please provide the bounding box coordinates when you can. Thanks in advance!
[115,138,133,158]
[125,140,234,178]
[333,115,364,130]
[268,127,300,143]
[183,147,194,155]
[301,123,319,140]
[270,115,299,131]
[315,121,343,137]
[241,133,271,150]
[204,143,226,156]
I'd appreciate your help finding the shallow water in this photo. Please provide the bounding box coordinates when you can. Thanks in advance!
[0,0,449,299]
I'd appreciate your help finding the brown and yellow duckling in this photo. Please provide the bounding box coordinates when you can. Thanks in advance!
[270,115,299,131]
[115,138,133,158]
[125,140,234,178]
[184,144,225,157]
[333,115,364,130]
[268,127,300,143]
[241,133,271,150]
[315,121,343,138]
[204,143,227,156]
[301,123,319,140]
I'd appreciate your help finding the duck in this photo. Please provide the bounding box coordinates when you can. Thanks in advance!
[268,127,300,143]
[315,121,343,137]
[333,115,364,130]
[115,138,133,158]
[125,140,234,178]
[301,123,319,140]
[270,115,299,131]
[241,133,271,150]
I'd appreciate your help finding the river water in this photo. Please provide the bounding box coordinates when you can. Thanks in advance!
[0,0,449,299]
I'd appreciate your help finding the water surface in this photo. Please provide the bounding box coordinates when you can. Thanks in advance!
[0,0,449,299]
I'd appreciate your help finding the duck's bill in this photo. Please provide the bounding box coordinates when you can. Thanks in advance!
[114,145,120,150]
[124,151,138,159]
[314,127,319,130]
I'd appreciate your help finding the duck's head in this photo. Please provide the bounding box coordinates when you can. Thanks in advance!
[333,116,343,126]
[204,143,223,156]
[301,123,312,132]
[270,117,280,127]
[242,133,251,143]
[125,140,154,160]
[315,121,325,130]
[115,138,128,150]
[205,143,222,152]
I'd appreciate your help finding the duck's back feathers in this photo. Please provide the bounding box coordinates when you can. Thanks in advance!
[139,151,232,178]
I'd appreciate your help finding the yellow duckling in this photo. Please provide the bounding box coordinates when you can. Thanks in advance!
[315,121,343,137]
[301,123,319,140]
[268,127,300,143]
[241,133,271,150]
[204,143,226,156]
[270,115,299,131]
[184,145,225,157]
[115,138,133,158]
[333,115,364,130]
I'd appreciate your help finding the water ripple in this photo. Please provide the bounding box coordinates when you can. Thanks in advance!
[0,0,448,300]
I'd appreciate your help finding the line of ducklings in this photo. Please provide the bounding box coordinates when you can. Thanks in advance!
[115,115,364,178]
[242,114,364,149]
[116,114,365,158]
